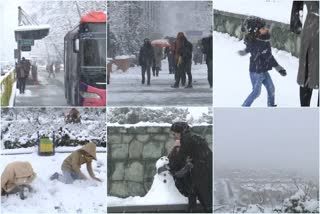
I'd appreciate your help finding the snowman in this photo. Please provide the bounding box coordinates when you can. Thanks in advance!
[142,156,187,204]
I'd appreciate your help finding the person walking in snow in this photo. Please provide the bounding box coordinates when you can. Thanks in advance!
[50,143,102,184]
[31,61,38,85]
[202,34,213,88]
[48,62,55,78]
[139,38,155,85]
[153,46,163,77]
[1,161,36,200]
[168,122,212,212]
[16,57,28,94]
[171,32,193,88]
[164,37,175,74]
[290,1,319,107]
[239,17,287,107]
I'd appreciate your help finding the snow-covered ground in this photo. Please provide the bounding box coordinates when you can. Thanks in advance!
[107,60,212,106]
[14,69,67,106]
[213,32,318,107]
[214,0,293,24]
[1,152,107,213]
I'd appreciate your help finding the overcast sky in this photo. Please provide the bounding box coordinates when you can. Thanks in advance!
[0,0,18,62]
[214,108,319,178]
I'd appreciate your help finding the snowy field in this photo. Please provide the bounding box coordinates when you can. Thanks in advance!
[213,32,318,107]
[107,60,212,106]
[214,0,293,24]
[1,152,107,214]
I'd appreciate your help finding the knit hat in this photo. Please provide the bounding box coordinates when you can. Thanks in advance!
[242,16,266,34]
[170,122,190,134]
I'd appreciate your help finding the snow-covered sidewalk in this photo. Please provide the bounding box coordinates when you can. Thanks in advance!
[1,152,107,213]
[107,60,212,106]
[213,32,318,107]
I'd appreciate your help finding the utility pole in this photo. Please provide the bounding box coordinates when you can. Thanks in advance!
[74,1,82,18]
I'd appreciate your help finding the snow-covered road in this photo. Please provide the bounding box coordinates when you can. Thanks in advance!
[213,32,318,107]
[107,60,213,106]
[1,152,107,213]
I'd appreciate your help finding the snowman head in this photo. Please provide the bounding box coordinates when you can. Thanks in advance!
[156,156,169,170]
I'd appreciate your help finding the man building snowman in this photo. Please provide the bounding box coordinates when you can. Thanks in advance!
[168,121,213,213]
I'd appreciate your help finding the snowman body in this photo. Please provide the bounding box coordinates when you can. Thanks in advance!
[143,156,187,204]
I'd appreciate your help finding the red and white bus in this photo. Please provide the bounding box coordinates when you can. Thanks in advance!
[64,11,106,106]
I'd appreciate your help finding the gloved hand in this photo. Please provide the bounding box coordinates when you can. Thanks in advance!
[275,65,287,76]
[177,56,182,66]
[238,49,248,56]
[174,157,193,178]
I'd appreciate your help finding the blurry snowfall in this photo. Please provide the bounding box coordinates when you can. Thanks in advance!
[213,0,318,107]
[1,153,107,213]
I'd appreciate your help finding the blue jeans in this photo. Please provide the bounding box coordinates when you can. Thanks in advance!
[242,72,275,107]
[58,168,83,184]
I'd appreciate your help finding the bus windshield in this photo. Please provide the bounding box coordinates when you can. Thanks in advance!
[82,38,106,66]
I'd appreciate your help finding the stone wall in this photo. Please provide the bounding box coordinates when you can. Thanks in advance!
[107,125,213,198]
[214,10,301,57]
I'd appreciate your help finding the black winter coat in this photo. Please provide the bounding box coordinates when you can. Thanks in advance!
[168,131,213,212]
[202,36,213,63]
[175,40,193,65]
[244,34,279,73]
[290,1,319,89]
[139,43,155,67]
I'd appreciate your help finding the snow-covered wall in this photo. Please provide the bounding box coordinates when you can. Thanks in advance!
[214,10,301,57]
[107,125,212,197]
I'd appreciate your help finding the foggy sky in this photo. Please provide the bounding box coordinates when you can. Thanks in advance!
[214,108,319,177]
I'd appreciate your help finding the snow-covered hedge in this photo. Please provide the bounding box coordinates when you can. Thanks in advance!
[1,108,106,149]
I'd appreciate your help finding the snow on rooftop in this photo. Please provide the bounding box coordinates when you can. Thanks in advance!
[15,24,50,32]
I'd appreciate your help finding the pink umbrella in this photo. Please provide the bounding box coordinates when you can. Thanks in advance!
[151,39,170,48]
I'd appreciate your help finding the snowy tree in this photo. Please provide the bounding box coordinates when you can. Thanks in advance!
[21,1,106,62]
[107,107,190,124]
[108,1,148,56]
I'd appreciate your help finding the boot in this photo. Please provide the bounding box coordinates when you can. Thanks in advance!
[185,84,193,88]
[171,84,179,88]
[50,172,60,180]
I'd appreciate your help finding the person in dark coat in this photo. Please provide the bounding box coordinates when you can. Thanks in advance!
[290,1,319,106]
[31,62,38,85]
[48,62,55,78]
[139,38,155,85]
[168,122,212,213]
[164,45,175,74]
[171,32,193,88]
[193,40,203,65]
[239,17,287,107]
[202,35,213,88]
[16,57,28,94]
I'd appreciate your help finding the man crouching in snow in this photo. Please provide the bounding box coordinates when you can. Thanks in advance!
[1,161,36,200]
[50,142,102,183]
[168,122,213,213]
